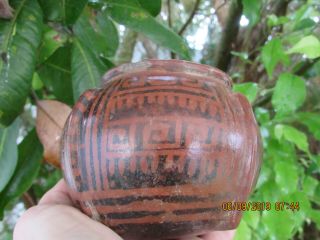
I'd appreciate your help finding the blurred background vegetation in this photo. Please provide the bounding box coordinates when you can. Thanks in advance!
[0,0,320,239]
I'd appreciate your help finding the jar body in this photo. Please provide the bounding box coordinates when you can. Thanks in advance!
[61,60,262,239]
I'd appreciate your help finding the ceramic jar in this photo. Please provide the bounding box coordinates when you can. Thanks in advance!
[61,60,262,239]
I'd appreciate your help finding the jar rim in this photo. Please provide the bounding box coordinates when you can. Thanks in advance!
[102,59,232,89]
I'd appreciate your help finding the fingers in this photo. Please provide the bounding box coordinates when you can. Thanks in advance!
[38,179,74,206]
[177,236,203,240]
[14,204,123,240]
[200,230,236,240]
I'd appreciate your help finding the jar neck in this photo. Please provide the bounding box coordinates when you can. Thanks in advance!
[102,60,232,89]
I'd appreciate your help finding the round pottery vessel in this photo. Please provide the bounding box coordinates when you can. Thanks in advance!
[61,60,262,239]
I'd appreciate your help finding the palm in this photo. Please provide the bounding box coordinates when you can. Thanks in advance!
[14,180,235,240]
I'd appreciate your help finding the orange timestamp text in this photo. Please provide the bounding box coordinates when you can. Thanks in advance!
[221,201,300,212]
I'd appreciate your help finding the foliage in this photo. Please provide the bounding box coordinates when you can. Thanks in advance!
[0,0,319,239]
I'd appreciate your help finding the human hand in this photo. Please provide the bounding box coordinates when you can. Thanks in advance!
[14,180,235,240]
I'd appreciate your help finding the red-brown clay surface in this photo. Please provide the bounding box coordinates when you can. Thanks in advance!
[61,60,262,239]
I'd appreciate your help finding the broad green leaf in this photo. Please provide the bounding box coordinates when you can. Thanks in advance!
[275,124,309,152]
[38,0,88,25]
[37,27,67,63]
[106,0,190,59]
[293,3,309,22]
[230,51,251,63]
[243,211,260,229]
[272,73,306,114]
[32,72,43,90]
[303,176,318,197]
[0,0,42,126]
[309,210,320,230]
[38,0,62,22]
[261,38,289,77]
[234,220,251,240]
[283,191,310,226]
[283,125,309,153]
[296,112,320,141]
[254,107,270,125]
[0,120,20,192]
[233,82,258,103]
[74,9,119,57]
[260,181,281,202]
[38,46,74,105]
[274,124,284,141]
[274,160,298,194]
[255,163,272,189]
[242,0,261,27]
[72,39,107,100]
[0,129,43,219]
[287,35,320,59]
[63,0,88,24]
[97,12,119,57]
[137,0,161,16]
[261,209,295,239]
[293,18,316,31]
[267,15,289,27]
[315,183,320,204]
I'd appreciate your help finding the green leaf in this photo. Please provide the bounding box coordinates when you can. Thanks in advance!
[242,0,261,27]
[37,26,67,63]
[106,0,190,59]
[261,38,289,77]
[293,18,316,31]
[233,82,259,103]
[0,129,43,219]
[267,14,289,27]
[0,120,20,193]
[303,176,318,197]
[71,39,107,100]
[309,210,320,230]
[32,72,43,90]
[38,45,74,105]
[275,124,309,152]
[97,11,119,57]
[255,163,272,189]
[63,0,88,25]
[254,107,270,125]
[74,9,119,57]
[287,35,320,59]
[38,0,62,22]
[234,220,251,240]
[230,51,251,63]
[0,0,43,126]
[38,0,88,25]
[283,125,308,152]
[274,160,299,194]
[272,73,306,114]
[296,112,320,141]
[243,211,260,229]
[283,191,310,226]
[261,209,295,239]
[137,0,161,16]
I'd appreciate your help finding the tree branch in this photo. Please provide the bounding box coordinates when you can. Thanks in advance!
[178,0,201,36]
[22,191,36,209]
[167,0,176,59]
[294,57,320,75]
[242,0,292,83]
[213,0,242,71]
[115,29,137,65]
[167,0,172,29]
[139,35,158,59]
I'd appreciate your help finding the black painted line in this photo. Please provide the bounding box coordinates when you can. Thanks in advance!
[104,210,165,219]
[90,192,231,206]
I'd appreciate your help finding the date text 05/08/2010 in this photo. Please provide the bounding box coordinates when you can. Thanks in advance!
[221,201,300,212]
